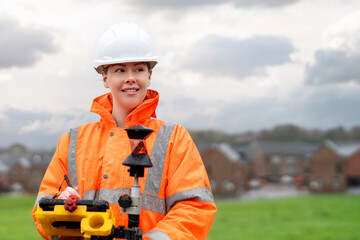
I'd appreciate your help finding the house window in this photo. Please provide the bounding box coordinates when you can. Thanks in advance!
[310,177,323,190]
[286,166,295,175]
[332,177,340,189]
[222,179,235,192]
[272,165,280,174]
[335,163,343,173]
[317,178,323,188]
[286,156,295,164]
[271,155,281,165]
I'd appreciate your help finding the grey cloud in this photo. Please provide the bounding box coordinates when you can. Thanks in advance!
[305,49,360,85]
[0,18,57,69]
[0,108,98,149]
[219,86,360,131]
[123,0,299,9]
[300,86,360,127]
[158,85,360,134]
[182,35,295,79]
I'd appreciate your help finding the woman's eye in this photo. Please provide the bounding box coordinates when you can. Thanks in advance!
[135,68,144,72]
[115,69,125,73]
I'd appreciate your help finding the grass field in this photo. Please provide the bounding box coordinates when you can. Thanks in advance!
[0,194,359,240]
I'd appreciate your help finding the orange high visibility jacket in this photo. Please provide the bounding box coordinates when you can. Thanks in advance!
[33,90,217,240]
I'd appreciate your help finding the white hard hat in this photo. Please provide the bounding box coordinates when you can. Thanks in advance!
[94,22,159,74]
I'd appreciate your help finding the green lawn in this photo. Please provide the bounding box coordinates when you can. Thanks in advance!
[0,194,359,240]
[0,194,41,240]
[208,194,360,240]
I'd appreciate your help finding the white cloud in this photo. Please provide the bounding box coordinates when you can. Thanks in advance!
[323,10,360,54]
[18,112,97,135]
[123,0,299,10]
[306,10,360,85]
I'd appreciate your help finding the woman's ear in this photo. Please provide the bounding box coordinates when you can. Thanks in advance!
[148,70,152,87]
[102,72,109,88]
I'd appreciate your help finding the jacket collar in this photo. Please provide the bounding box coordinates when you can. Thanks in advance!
[90,89,159,127]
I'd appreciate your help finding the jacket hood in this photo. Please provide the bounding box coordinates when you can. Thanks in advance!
[90,89,159,127]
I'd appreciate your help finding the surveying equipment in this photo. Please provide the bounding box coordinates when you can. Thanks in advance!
[35,125,154,240]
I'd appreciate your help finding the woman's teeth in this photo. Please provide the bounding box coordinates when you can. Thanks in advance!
[123,89,138,92]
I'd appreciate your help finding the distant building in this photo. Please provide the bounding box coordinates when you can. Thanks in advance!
[345,145,360,186]
[309,140,347,192]
[0,144,54,194]
[201,143,248,196]
[245,141,316,183]
[10,151,53,193]
[0,160,10,191]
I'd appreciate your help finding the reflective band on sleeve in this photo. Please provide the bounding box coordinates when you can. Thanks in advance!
[145,230,172,240]
[165,187,215,213]
[67,127,79,187]
[33,193,54,209]
[141,193,166,215]
[144,122,175,196]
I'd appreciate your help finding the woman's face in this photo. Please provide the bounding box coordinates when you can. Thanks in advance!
[103,62,151,113]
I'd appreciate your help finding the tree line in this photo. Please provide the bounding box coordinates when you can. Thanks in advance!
[189,124,360,146]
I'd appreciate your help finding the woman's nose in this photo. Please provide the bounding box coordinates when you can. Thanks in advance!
[125,73,136,84]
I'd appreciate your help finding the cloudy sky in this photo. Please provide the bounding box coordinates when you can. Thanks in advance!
[1,0,360,149]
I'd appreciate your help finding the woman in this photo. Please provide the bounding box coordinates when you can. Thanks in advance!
[33,22,216,240]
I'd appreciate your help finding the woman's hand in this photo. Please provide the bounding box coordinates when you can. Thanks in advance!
[58,186,81,199]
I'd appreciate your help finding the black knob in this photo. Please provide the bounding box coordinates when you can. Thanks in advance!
[118,194,132,208]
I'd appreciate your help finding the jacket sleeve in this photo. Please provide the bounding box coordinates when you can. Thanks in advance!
[32,132,71,240]
[144,125,217,240]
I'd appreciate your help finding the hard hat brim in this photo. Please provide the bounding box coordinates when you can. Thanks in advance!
[94,58,158,74]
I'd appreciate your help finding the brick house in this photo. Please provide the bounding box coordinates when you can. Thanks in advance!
[201,143,248,196]
[309,140,347,192]
[0,160,10,191]
[10,151,53,194]
[344,146,360,186]
[0,144,54,194]
[0,152,23,192]
[247,141,316,183]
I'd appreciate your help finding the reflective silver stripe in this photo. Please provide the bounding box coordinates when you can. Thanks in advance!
[50,236,60,240]
[165,187,215,213]
[67,127,79,187]
[145,230,172,240]
[142,193,166,215]
[99,188,130,204]
[33,193,54,209]
[145,122,175,196]
[83,188,166,215]
[83,188,130,204]
[83,189,99,200]
[83,189,128,203]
